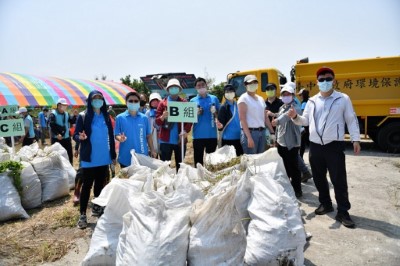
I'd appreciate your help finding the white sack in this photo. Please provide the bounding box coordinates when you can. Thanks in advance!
[187,186,246,265]
[116,191,191,266]
[20,161,42,209]
[0,173,29,222]
[82,178,145,266]
[0,152,11,162]
[130,149,171,171]
[44,142,69,161]
[15,142,39,162]
[31,152,69,202]
[204,145,237,166]
[60,155,76,189]
[243,148,306,266]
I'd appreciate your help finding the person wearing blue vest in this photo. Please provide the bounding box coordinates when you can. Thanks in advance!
[74,90,116,229]
[216,85,243,156]
[38,107,48,145]
[115,91,156,168]
[49,98,73,164]
[16,107,36,146]
[190,77,220,166]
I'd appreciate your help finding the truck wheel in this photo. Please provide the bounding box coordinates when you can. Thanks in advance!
[368,131,378,143]
[377,122,400,153]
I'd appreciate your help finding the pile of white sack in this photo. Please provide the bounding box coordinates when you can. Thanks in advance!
[0,138,76,222]
[83,146,306,266]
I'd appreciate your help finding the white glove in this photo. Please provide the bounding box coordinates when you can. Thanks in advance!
[270,134,276,142]
[210,105,216,114]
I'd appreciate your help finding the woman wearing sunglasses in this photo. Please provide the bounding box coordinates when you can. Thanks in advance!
[114,91,157,169]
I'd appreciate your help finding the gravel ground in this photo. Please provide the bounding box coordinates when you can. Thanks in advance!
[42,140,400,266]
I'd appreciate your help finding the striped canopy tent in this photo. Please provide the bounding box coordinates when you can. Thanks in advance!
[0,73,135,107]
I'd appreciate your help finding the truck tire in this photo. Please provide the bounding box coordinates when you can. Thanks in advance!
[368,130,378,143]
[377,122,400,153]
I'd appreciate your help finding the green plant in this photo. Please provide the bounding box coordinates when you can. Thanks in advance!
[0,160,24,197]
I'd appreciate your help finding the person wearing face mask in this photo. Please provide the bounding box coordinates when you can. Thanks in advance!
[271,85,303,198]
[238,75,274,154]
[73,90,117,229]
[288,67,361,228]
[264,83,282,146]
[16,107,36,146]
[139,93,148,114]
[216,84,243,156]
[190,77,220,166]
[115,91,156,168]
[155,78,192,172]
[49,98,73,164]
[146,92,162,158]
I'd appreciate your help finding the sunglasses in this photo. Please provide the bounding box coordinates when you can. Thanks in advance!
[128,99,139,103]
[318,77,334,82]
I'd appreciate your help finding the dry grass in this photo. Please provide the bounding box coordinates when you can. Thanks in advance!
[0,193,86,265]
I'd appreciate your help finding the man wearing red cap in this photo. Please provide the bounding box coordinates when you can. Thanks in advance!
[288,67,361,228]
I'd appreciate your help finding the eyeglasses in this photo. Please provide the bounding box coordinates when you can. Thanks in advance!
[128,99,139,103]
[318,77,333,82]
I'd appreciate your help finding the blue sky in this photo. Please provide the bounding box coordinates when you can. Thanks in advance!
[0,0,399,85]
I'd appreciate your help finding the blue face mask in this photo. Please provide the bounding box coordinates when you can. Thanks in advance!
[92,99,104,109]
[169,87,180,95]
[318,81,333,92]
[127,102,140,112]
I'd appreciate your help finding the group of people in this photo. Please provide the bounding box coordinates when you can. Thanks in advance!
[14,66,361,229]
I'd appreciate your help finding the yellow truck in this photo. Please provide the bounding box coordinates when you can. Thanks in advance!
[227,56,400,153]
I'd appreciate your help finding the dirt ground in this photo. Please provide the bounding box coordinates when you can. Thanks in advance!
[1,140,399,266]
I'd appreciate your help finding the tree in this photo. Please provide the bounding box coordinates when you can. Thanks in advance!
[120,75,149,96]
[209,81,226,102]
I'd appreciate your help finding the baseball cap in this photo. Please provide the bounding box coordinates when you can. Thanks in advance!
[281,85,295,94]
[224,84,235,92]
[265,83,277,90]
[244,75,257,84]
[165,78,182,90]
[57,98,68,105]
[16,107,28,114]
[316,67,335,77]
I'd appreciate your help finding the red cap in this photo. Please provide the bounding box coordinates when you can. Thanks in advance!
[316,67,335,77]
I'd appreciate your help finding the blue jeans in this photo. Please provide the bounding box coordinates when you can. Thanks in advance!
[241,129,266,154]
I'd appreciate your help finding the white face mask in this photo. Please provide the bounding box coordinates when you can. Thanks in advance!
[246,84,258,92]
[197,87,207,95]
[225,92,235,100]
[281,95,293,104]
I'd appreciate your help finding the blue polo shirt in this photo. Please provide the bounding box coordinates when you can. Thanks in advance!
[24,115,35,138]
[222,102,241,140]
[190,94,220,139]
[81,113,112,168]
[115,110,151,166]
[38,111,47,127]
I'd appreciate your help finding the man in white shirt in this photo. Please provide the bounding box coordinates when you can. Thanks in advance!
[288,67,361,228]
